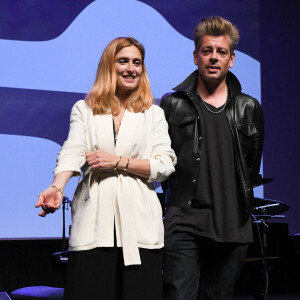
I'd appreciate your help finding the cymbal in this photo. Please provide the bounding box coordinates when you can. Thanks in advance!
[252,214,286,219]
[253,197,289,215]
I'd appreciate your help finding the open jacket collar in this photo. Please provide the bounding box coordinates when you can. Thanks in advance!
[172,69,242,98]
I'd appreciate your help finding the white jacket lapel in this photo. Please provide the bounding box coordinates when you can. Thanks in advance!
[93,114,115,155]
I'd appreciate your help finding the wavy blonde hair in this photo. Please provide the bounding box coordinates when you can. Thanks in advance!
[85,37,153,115]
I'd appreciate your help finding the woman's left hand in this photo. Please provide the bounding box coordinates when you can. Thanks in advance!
[86,150,117,169]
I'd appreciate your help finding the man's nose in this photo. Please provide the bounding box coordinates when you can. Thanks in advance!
[210,50,218,63]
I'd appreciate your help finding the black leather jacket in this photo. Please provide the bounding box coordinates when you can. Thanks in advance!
[160,70,264,216]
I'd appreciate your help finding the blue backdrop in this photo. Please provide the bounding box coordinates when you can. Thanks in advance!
[1,0,286,239]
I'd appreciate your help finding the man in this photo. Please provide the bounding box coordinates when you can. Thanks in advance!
[160,16,264,300]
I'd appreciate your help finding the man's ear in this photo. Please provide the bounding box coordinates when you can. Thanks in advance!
[229,51,235,68]
[193,50,198,65]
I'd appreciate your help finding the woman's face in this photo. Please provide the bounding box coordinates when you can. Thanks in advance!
[114,45,143,97]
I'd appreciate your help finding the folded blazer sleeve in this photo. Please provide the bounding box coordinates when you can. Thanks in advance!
[54,100,88,176]
[146,106,177,182]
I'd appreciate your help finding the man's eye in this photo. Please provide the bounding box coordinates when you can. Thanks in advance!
[219,50,227,56]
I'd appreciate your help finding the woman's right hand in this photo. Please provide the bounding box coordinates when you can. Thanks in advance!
[35,186,63,217]
[35,172,73,217]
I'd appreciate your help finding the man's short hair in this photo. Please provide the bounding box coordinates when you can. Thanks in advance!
[194,16,239,53]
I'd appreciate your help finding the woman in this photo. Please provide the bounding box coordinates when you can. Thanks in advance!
[35,37,176,300]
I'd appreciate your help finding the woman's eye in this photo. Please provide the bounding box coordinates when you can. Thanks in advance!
[134,60,141,66]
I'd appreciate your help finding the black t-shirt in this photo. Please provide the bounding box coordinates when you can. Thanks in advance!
[164,91,253,243]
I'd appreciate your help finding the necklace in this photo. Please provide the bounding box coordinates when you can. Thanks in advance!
[112,110,124,144]
[196,91,227,114]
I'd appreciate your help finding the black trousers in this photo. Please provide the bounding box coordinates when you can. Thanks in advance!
[163,231,248,300]
[63,247,163,300]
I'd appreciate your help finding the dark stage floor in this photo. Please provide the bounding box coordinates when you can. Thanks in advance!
[234,295,300,300]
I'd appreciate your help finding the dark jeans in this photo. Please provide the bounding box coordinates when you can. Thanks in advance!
[163,231,248,300]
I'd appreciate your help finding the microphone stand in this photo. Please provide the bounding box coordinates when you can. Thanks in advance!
[61,196,68,253]
[53,196,71,264]
[252,204,285,300]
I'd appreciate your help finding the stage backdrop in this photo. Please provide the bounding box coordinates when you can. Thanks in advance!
[0,0,263,239]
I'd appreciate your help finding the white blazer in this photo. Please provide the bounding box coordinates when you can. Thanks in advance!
[54,100,176,265]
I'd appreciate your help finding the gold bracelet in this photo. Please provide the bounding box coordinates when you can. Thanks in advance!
[49,185,65,198]
[113,156,122,171]
[124,158,130,171]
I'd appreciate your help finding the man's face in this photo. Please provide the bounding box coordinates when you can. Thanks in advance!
[193,35,235,85]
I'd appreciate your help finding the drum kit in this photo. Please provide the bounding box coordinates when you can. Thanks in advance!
[253,177,289,216]
[251,177,290,300]
[252,177,290,248]
[252,177,289,258]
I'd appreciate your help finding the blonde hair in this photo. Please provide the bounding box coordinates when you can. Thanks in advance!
[194,16,239,54]
[86,37,153,115]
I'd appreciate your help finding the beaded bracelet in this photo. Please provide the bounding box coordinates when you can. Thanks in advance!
[49,185,65,198]
[113,156,122,171]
